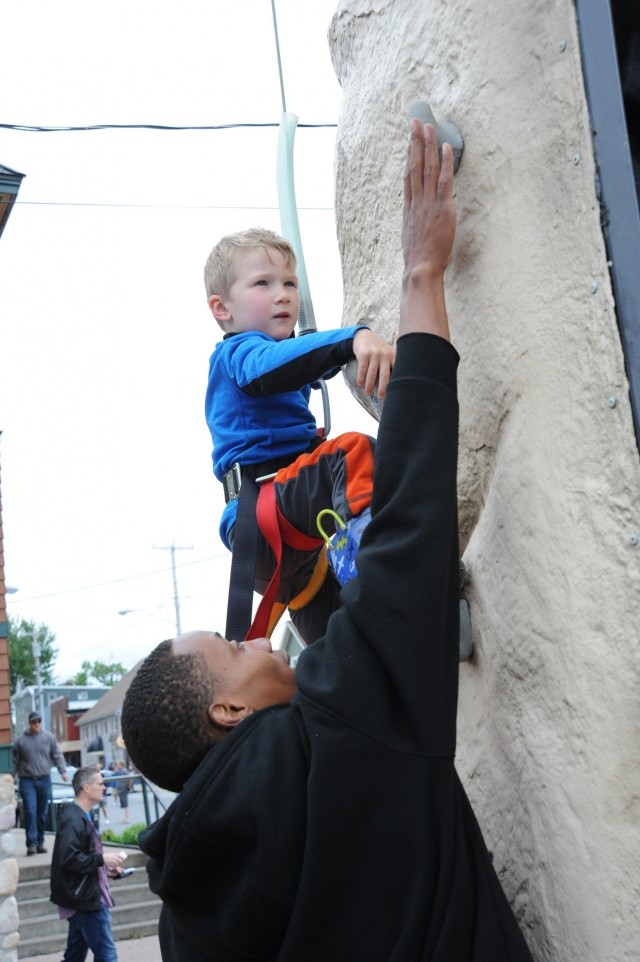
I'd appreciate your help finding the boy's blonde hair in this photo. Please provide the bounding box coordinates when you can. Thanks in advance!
[204,227,297,300]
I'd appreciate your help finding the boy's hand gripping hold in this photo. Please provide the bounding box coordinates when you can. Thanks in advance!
[352,328,396,399]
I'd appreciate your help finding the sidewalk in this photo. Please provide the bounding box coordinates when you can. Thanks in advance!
[12,829,162,961]
[20,934,162,962]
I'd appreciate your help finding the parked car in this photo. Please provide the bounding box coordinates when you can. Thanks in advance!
[15,766,99,831]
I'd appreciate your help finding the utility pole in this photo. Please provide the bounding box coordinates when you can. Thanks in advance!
[29,633,44,717]
[152,542,193,635]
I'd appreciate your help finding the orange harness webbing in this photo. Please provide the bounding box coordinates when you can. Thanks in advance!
[245,480,327,640]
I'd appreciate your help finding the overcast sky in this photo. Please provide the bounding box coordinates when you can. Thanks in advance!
[0,0,378,682]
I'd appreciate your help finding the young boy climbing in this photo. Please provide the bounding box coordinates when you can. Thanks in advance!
[204,227,395,643]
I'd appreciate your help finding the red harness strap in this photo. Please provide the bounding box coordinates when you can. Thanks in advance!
[245,480,324,640]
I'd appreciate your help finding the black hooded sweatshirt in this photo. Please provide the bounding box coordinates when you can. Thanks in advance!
[140,334,535,962]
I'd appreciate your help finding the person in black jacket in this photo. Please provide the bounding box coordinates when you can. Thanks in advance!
[50,768,124,962]
[121,121,536,961]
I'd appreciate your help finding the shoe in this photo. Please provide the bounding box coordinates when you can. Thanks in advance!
[36,845,47,854]
[26,845,37,856]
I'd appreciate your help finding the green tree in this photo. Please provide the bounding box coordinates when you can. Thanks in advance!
[8,617,58,695]
[67,660,91,686]
[89,660,127,686]
[66,660,127,687]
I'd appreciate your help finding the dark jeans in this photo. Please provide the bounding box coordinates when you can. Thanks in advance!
[64,904,118,962]
[20,775,50,848]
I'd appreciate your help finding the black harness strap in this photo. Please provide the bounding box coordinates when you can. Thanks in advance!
[223,440,325,641]
[225,471,260,641]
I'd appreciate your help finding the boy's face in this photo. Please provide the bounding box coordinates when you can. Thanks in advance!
[173,630,297,730]
[209,248,299,339]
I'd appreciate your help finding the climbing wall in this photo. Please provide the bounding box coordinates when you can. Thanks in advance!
[329,1,640,959]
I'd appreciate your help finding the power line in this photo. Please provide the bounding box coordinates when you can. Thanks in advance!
[12,552,229,603]
[1,5,335,138]
[0,108,338,211]
[0,121,336,134]
[4,201,333,211]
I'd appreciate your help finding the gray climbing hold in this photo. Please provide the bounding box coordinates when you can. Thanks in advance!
[408,101,464,173]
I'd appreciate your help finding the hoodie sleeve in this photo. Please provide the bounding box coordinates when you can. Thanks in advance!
[225,327,367,396]
[297,333,460,757]
[49,734,67,776]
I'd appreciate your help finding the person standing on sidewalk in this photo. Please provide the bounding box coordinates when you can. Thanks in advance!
[114,762,131,824]
[93,762,110,826]
[50,767,124,962]
[12,710,68,856]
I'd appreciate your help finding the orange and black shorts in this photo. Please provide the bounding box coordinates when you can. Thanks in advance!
[252,431,376,642]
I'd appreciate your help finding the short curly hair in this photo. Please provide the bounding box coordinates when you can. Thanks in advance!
[203,227,296,300]
[122,639,218,793]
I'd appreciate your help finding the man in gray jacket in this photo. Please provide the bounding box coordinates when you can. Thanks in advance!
[13,710,68,855]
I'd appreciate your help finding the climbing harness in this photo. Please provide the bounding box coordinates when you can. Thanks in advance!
[245,480,326,640]
[222,423,332,643]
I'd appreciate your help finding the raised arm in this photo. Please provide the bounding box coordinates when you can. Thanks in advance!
[400,121,456,340]
[340,124,452,404]
[297,120,460,752]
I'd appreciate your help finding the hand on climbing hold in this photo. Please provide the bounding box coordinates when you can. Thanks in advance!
[400,121,456,343]
[352,328,396,399]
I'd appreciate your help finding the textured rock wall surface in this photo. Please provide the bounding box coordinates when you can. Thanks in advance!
[329,1,640,960]
[0,776,18,961]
